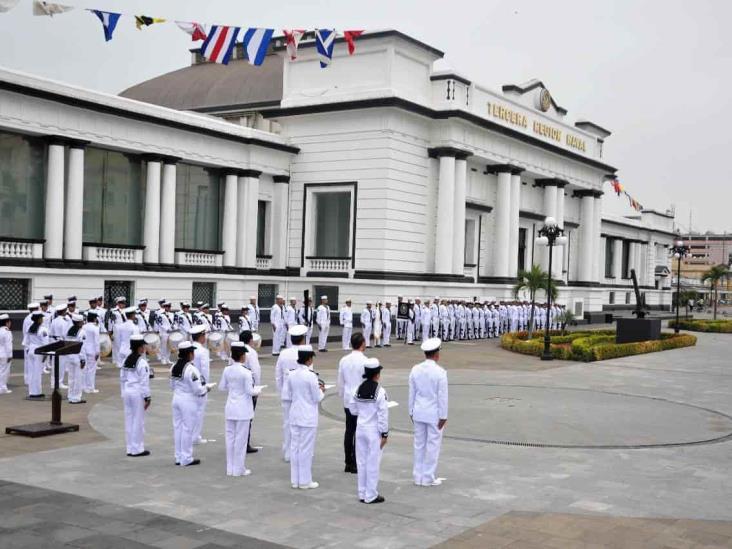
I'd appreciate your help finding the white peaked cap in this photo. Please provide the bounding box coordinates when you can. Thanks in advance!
[320,295,328,299]
[28,302,40,309]
[71,314,84,322]
[289,296,296,301]
[275,294,284,299]
[230,341,245,349]
[289,324,308,337]
[115,296,126,303]
[124,306,137,314]
[249,296,257,300]
[189,325,207,335]
[130,334,144,341]
[420,337,442,353]
[55,304,67,312]
[299,344,314,352]
[178,341,194,350]
[0,313,9,321]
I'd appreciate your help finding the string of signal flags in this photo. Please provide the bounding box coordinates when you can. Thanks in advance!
[0,0,364,68]
[609,178,644,212]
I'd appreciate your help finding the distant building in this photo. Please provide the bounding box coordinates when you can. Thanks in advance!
[677,233,732,300]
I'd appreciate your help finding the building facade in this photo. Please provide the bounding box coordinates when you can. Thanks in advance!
[0,31,676,317]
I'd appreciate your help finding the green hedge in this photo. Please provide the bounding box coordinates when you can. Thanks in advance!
[500,330,697,362]
[668,319,732,333]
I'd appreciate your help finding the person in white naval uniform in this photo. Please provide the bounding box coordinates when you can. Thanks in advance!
[409,337,449,487]
[22,303,39,385]
[336,333,367,473]
[240,330,262,453]
[65,314,87,404]
[275,325,307,462]
[107,297,126,366]
[115,308,140,395]
[381,302,392,347]
[361,302,374,348]
[0,314,13,394]
[219,341,262,476]
[270,295,286,356]
[297,297,315,345]
[316,296,331,352]
[339,299,353,351]
[284,298,298,348]
[122,335,151,457]
[238,307,253,334]
[190,325,211,445]
[156,302,175,365]
[25,312,48,398]
[170,341,210,466]
[81,312,101,394]
[420,301,431,343]
[175,302,194,336]
[286,345,325,489]
[247,296,260,332]
[49,304,70,389]
[348,358,389,504]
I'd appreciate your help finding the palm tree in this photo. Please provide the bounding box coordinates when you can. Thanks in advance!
[513,264,558,337]
[701,264,730,320]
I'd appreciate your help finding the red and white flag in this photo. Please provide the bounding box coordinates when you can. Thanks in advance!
[283,29,305,60]
[343,30,364,55]
[176,21,207,41]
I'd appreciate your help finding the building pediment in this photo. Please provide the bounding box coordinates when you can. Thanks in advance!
[502,79,567,117]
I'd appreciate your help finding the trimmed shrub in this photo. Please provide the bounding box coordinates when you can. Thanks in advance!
[500,330,697,362]
[668,319,732,333]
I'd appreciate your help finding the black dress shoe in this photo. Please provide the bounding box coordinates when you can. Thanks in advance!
[69,400,87,404]
[344,465,358,474]
[246,446,259,454]
[365,495,385,504]
[175,462,180,466]
[185,459,201,466]
[128,450,150,457]
[320,349,328,353]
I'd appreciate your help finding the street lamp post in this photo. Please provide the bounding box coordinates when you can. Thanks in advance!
[536,217,567,361]
[670,235,691,334]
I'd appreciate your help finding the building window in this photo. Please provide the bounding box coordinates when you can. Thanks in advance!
[621,240,631,279]
[518,227,527,272]
[609,291,615,305]
[104,280,134,309]
[625,292,632,305]
[464,219,477,265]
[0,278,30,310]
[0,132,46,240]
[256,200,270,257]
[175,164,221,251]
[84,148,143,246]
[192,282,216,306]
[314,192,351,257]
[257,283,277,308]
[605,238,615,278]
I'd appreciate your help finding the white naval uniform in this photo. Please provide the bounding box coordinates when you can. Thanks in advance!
[81,322,100,393]
[192,342,211,443]
[121,355,151,455]
[406,307,415,344]
[219,362,262,476]
[275,346,299,461]
[337,350,367,469]
[339,306,353,350]
[238,314,253,335]
[360,308,373,347]
[381,306,392,346]
[64,328,85,403]
[107,307,125,364]
[170,362,207,466]
[297,306,314,345]
[420,306,431,342]
[0,326,12,393]
[25,326,48,395]
[115,320,140,395]
[247,304,260,332]
[396,302,407,339]
[156,311,175,364]
[50,314,70,387]
[348,384,389,503]
[270,304,286,355]
[316,304,331,351]
[409,358,448,486]
[287,364,324,488]
[284,305,297,348]
[22,312,33,384]
[176,311,194,336]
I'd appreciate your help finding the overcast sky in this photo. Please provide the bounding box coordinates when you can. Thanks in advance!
[1,0,730,233]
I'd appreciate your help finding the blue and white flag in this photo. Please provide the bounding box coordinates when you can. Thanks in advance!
[91,9,121,42]
[200,25,240,65]
[315,29,336,68]
[242,28,274,66]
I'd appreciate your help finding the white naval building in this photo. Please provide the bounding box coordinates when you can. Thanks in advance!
[0,30,675,320]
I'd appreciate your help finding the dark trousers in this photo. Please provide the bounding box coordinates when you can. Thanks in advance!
[247,396,258,448]
[344,407,358,468]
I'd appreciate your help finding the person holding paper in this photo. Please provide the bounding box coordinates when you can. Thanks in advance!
[348,358,389,504]
[219,341,262,477]
[337,332,367,474]
[276,324,308,462]
[409,337,448,487]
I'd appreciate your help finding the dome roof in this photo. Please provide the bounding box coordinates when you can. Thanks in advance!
[119,53,283,112]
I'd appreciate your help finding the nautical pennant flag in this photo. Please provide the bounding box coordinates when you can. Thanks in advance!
[32,1,73,16]
[91,10,121,42]
[242,28,274,66]
[283,29,305,60]
[135,15,166,30]
[200,25,240,65]
[176,21,207,41]
[0,0,20,12]
[315,29,336,68]
[610,179,623,196]
[343,30,364,55]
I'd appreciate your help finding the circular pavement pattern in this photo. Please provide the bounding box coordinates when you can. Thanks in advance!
[321,384,732,449]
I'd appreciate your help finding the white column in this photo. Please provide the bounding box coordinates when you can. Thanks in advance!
[63,145,85,260]
[612,239,623,279]
[554,186,565,279]
[44,142,65,259]
[493,170,512,277]
[578,193,595,281]
[452,156,468,275]
[159,161,177,264]
[592,194,603,282]
[142,159,161,264]
[508,171,522,277]
[221,172,239,267]
[237,171,261,268]
[271,176,290,270]
[435,154,456,274]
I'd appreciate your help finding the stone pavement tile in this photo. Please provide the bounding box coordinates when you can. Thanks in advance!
[66,533,156,549]
[675,518,732,537]
[150,534,209,549]
[28,521,96,543]
[119,526,179,545]
[0,511,45,529]
[0,529,58,549]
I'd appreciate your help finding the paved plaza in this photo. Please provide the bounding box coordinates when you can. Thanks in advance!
[1,328,731,548]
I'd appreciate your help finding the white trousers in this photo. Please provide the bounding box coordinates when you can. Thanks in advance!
[51,355,68,387]
[23,348,29,384]
[225,419,250,476]
[281,401,291,460]
[123,390,145,455]
[193,393,208,442]
[441,320,450,340]
[406,322,414,344]
[356,427,383,502]
[318,325,329,350]
[421,323,430,342]
[382,323,391,346]
[173,395,199,465]
[413,421,443,486]
[0,357,10,392]
[290,425,317,487]
[397,319,407,339]
[305,326,312,345]
[342,326,352,350]
[27,353,43,395]
[84,353,98,392]
[66,357,83,402]
[272,324,287,355]
[159,333,170,364]
[363,325,372,347]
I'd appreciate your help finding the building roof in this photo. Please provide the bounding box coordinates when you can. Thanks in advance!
[119,53,284,113]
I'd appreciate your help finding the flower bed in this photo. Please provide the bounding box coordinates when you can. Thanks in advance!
[500,330,697,362]
[667,319,732,333]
